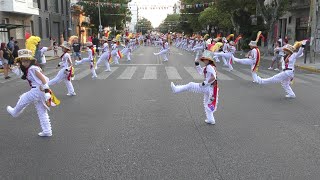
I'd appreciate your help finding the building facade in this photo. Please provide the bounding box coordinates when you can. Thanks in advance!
[0,0,71,47]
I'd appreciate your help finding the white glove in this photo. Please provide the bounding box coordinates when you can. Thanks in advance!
[201,81,210,87]
[44,93,51,101]
[302,40,308,46]
[41,83,50,90]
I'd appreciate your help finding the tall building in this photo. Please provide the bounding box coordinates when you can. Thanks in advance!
[0,0,72,47]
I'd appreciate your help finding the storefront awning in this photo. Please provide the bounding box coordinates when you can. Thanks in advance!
[0,24,29,32]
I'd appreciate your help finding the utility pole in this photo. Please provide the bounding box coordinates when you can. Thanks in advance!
[309,0,316,63]
[98,0,102,38]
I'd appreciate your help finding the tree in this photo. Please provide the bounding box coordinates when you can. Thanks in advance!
[157,14,182,33]
[256,0,292,52]
[136,18,153,34]
[198,6,232,36]
[78,0,131,34]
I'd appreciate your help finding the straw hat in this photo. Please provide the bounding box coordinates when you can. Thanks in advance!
[283,44,295,54]
[199,50,214,62]
[248,41,258,47]
[60,41,71,50]
[15,49,36,63]
[84,42,93,47]
[100,36,108,41]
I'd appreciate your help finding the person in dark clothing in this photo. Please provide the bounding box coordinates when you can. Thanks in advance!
[92,35,100,55]
[12,41,19,59]
[0,43,11,79]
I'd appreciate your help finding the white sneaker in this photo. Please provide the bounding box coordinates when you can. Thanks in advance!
[268,67,273,70]
[153,53,157,55]
[105,69,111,72]
[170,82,176,93]
[285,94,296,98]
[92,75,98,79]
[205,119,215,125]
[94,66,98,70]
[6,106,17,117]
[38,132,52,137]
[274,68,279,71]
[75,60,79,66]
[67,92,77,96]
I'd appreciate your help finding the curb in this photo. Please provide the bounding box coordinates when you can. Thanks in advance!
[295,65,320,73]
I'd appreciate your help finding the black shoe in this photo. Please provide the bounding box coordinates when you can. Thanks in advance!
[5,76,11,79]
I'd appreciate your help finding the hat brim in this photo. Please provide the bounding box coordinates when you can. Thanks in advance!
[15,56,36,63]
[248,43,258,47]
[200,57,214,62]
[61,45,71,50]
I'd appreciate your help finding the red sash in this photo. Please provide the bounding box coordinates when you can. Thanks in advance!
[252,48,260,72]
[204,65,219,112]
[67,66,73,81]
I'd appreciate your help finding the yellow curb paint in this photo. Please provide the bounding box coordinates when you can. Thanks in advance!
[295,65,320,73]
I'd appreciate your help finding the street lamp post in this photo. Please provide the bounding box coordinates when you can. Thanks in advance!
[98,0,102,38]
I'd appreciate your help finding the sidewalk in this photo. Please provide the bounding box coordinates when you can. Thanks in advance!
[236,50,320,73]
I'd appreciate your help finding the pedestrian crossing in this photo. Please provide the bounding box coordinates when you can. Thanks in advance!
[1,65,319,85]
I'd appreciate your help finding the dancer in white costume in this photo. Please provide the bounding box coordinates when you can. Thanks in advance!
[75,42,98,79]
[256,41,306,98]
[171,52,219,125]
[213,41,236,71]
[192,38,206,61]
[95,36,111,71]
[120,38,132,62]
[7,49,60,137]
[154,39,170,61]
[49,42,76,96]
[111,39,120,65]
[232,40,261,83]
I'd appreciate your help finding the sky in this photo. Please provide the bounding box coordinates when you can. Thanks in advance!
[129,0,179,28]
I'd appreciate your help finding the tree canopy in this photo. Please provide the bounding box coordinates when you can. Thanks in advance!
[136,18,153,34]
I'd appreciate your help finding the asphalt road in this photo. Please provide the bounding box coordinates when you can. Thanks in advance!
[0,46,320,179]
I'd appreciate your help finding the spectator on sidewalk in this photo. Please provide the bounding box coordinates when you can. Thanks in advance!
[7,37,14,52]
[92,35,100,56]
[72,39,82,61]
[0,43,11,79]
[53,42,58,57]
[12,41,20,60]
[268,41,283,71]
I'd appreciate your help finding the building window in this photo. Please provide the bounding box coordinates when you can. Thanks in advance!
[55,0,59,13]
[289,17,292,24]
[39,17,43,38]
[31,20,34,35]
[37,0,40,9]
[44,0,48,11]
[61,0,64,14]
[46,18,50,38]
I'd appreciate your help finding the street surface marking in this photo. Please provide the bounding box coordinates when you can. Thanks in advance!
[117,66,137,79]
[184,67,203,80]
[178,53,183,55]
[74,69,92,80]
[97,67,119,79]
[143,66,157,79]
[117,64,163,66]
[224,68,252,81]
[165,66,182,80]
[217,71,233,80]
[304,74,320,83]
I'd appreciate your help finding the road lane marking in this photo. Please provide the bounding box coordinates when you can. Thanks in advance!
[117,66,137,79]
[143,66,157,79]
[97,67,119,79]
[165,66,182,80]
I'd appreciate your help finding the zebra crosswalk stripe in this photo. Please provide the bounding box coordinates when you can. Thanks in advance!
[97,67,119,79]
[117,66,137,79]
[143,66,157,79]
[224,68,252,81]
[74,68,92,80]
[303,74,320,83]
[184,67,202,80]
[165,66,182,80]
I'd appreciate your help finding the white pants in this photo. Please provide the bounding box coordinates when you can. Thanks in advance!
[76,58,97,77]
[121,49,131,61]
[9,88,52,134]
[49,68,75,94]
[173,82,218,122]
[155,49,169,61]
[258,70,295,96]
[214,52,233,70]
[96,52,111,70]
[232,56,258,82]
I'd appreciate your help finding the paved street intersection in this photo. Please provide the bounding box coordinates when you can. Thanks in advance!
[1,46,320,179]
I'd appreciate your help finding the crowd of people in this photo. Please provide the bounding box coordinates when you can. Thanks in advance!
[3,31,307,136]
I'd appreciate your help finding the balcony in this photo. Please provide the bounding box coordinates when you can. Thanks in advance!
[0,0,39,15]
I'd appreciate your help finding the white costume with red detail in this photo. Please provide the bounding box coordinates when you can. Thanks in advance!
[154,41,169,61]
[7,65,52,135]
[75,47,98,78]
[49,53,76,95]
[171,64,219,124]
[96,43,111,71]
[257,46,304,98]
[213,44,236,71]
